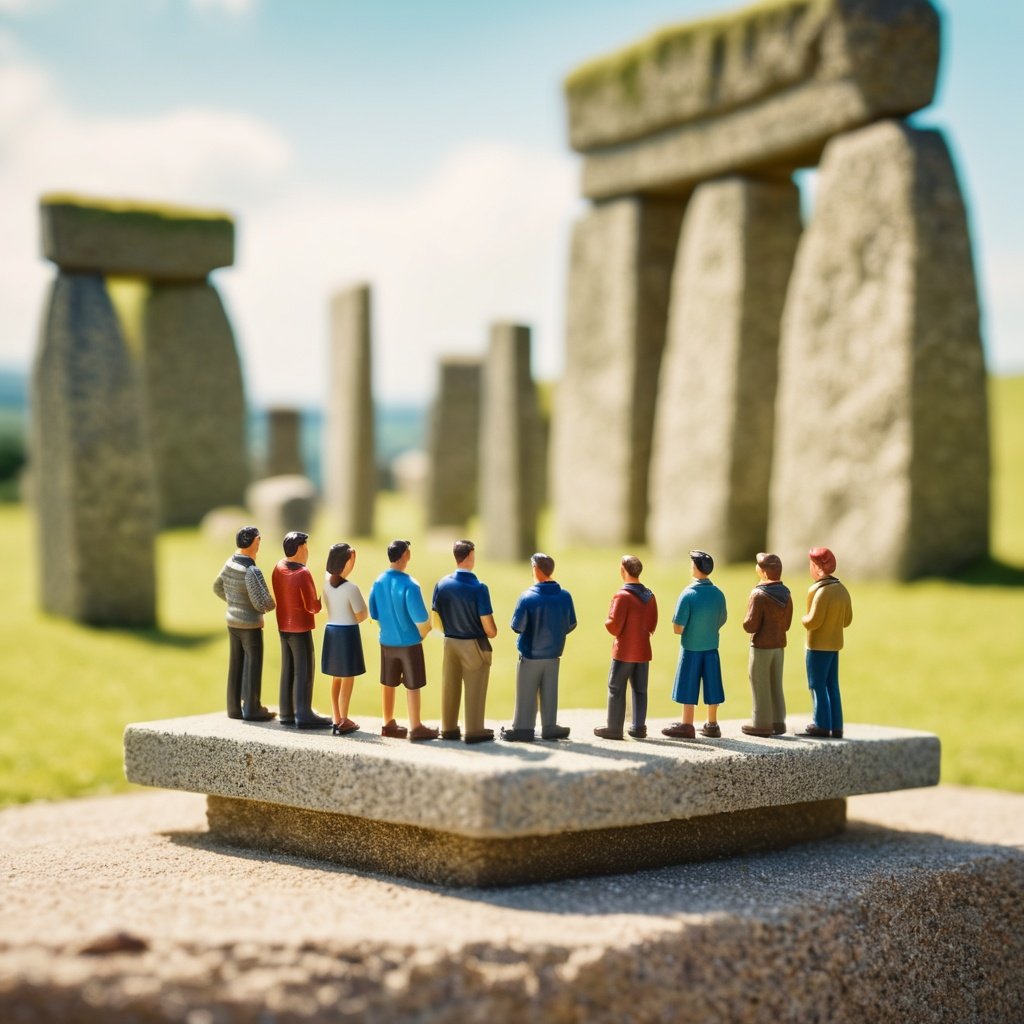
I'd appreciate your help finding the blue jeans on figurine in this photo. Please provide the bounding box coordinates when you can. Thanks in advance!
[806,649,843,736]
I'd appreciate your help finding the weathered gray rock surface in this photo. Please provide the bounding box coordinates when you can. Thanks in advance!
[1,785,1020,1022]
[649,176,801,561]
[41,193,234,279]
[142,282,248,525]
[324,283,376,538]
[567,0,940,198]
[480,323,540,561]
[769,121,989,579]
[552,196,684,545]
[425,357,482,528]
[30,273,157,625]
[246,475,317,543]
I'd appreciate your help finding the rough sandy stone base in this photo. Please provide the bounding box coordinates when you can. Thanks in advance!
[1,786,1020,1022]
[207,794,846,887]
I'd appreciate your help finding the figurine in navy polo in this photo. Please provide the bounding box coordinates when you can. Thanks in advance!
[502,552,577,742]
[662,550,728,739]
[213,525,276,721]
[432,539,498,743]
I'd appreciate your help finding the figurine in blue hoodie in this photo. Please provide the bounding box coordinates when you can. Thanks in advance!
[594,554,658,740]
[501,552,577,741]
[740,552,793,737]
[662,550,728,739]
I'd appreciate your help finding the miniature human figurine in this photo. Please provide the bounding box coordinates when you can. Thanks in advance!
[213,525,277,721]
[741,552,793,737]
[662,550,728,739]
[367,539,439,741]
[322,542,368,737]
[502,552,576,742]
[802,546,853,739]
[271,531,332,729]
[432,539,498,743]
[594,554,658,740]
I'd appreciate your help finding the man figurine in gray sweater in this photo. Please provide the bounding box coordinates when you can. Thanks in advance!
[213,525,277,721]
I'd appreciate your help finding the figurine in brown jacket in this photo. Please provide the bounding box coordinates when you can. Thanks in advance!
[741,552,793,737]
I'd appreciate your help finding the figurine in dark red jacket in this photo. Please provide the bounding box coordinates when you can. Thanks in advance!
[594,554,659,740]
[272,532,331,729]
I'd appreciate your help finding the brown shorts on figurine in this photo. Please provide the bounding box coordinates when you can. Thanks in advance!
[379,643,427,690]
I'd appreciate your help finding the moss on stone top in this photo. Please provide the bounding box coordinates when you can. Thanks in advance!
[41,192,234,225]
[564,0,821,100]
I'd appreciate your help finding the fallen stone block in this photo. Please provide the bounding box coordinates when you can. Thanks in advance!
[245,474,317,543]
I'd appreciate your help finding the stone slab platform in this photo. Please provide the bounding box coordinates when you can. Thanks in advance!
[1,786,1020,1022]
[125,710,938,884]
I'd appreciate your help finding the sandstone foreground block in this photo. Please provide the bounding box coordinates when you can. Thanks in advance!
[566,0,940,198]
[769,121,989,579]
[41,194,234,279]
[1,786,1020,1022]
[125,710,938,885]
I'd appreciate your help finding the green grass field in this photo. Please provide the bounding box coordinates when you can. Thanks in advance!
[2,377,1022,805]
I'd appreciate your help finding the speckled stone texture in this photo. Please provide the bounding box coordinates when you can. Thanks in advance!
[769,121,989,580]
[425,357,482,529]
[124,710,938,840]
[142,281,248,525]
[649,177,801,562]
[264,407,305,477]
[566,0,940,199]
[551,196,684,545]
[324,283,376,537]
[40,194,234,280]
[1,786,1020,1022]
[30,272,158,625]
[480,323,541,562]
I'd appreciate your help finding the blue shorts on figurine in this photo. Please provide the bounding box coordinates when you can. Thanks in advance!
[671,648,725,706]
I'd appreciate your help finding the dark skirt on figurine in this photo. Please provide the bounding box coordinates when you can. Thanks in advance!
[321,624,366,678]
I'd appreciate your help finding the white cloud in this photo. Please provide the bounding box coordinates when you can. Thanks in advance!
[189,0,257,15]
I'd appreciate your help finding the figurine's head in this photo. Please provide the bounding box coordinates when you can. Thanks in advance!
[453,539,475,568]
[531,552,555,581]
[387,539,412,567]
[236,525,260,553]
[621,554,643,580]
[326,543,355,576]
[808,546,837,578]
[755,552,783,582]
[690,550,714,577]
[283,531,309,560]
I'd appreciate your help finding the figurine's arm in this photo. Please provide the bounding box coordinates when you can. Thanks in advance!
[510,599,526,635]
[349,585,369,624]
[565,596,577,635]
[782,595,794,632]
[802,589,823,630]
[245,567,276,613]
[844,592,853,628]
[604,594,624,636]
[742,594,761,634]
[649,594,658,635]
[301,574,322,615]
[480,614,497,639]
[213,572,226,602]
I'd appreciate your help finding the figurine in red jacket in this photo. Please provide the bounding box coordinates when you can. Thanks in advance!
[594,554,659,740]
[272,531,331,729]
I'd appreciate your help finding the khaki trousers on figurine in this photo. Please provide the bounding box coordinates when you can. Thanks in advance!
[441,637,492,735]
[749,646,786,731]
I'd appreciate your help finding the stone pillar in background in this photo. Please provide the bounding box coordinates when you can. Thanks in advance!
[30,273,158,625]
[769,120,989,579]
[480,323,540,561]
[142,282,248,525]
[325,283,376,538]
[426,357,482,529]
[39,194,247,528]
[265,407,304,478]
[551,196,685,545]
[649,177,801,562]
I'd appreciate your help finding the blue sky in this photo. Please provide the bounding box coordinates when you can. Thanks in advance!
[1,0,1021,404]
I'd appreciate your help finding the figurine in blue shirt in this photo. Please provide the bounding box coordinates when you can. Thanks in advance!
[501,552,577,742]
[662,550,728,740]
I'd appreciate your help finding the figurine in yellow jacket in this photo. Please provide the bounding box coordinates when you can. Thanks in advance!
[802,547,853,739]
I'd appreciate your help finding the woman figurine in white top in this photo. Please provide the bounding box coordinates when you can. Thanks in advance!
[321,543,369,735]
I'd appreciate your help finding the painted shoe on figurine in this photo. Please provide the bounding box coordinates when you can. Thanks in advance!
[464,729,495,744]
[741,723,772,737]
[772,722,787,735]
[593,727,624,740]
[500,727,535,742]
[331,719,359,736]
[628,726,648,739]
[243,707,276,723]
[701,722,721,738]
[381,719,409,738]
[440,728,462,741]
[296,713,333,729]
[661,722,696,739]
[541,725,571,740]
[409,724,439,741]
[802,724,831,737]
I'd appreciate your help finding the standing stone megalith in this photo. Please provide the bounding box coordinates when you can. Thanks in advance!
[649,177,801,561]
[324,283,376,538]
[769,120,989,579]
[480,323,541,561]
[426,357,482,529]
[265,408,304,478]
[551,196,685,545]
[141,282,248,525]
[31,273,158,625]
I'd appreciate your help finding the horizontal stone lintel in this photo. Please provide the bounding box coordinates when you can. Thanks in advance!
[124,710,939,839]
[40,194,234,279]
[207,793,847,887]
